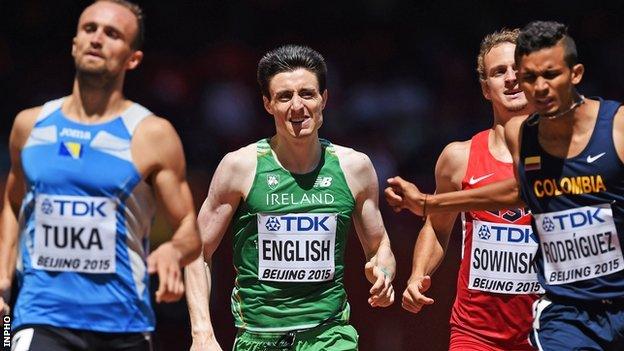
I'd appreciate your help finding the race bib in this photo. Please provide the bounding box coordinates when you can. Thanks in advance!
[33,194,117,273]
[534,204,624,285]
[257,213,336,282]
[469,220,543,294]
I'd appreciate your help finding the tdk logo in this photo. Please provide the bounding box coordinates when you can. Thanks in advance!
[266,217,281,231]
[477,224,536,243]
[477,225,491,240]
[45,199,108,217]
[41,199,54,215]
[266,215,331,232]
[544,208,605,231]
[542,217,555,232]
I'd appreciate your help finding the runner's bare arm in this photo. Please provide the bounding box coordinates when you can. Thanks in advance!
[403,141,468,314]
[386,121,527,216]
[133,117,201,303]
[385,175,523,216]
[185,146,255,351]
[0,108,40,314]
[337,146,396,308]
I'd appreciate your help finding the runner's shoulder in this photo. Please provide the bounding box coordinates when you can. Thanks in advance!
[437,139,470,170]
[134,115,177,141]
[14,106,42,123]
[220,143,257,176]
[331,144,377,198]
[613,104,624,130]
[331,143,373,175]
[11,106,44,148]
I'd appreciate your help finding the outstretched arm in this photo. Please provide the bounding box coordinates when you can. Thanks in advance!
[185,148,254,350]
[386,177,523,216]
[385,120,527,216]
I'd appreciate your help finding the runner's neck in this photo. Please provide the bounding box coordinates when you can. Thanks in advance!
[270,135,322,174]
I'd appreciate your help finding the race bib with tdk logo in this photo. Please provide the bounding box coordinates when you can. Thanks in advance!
[33,194,117,273]
[534,204,624,285]
[257,213,337,282]
[469,220,543,294]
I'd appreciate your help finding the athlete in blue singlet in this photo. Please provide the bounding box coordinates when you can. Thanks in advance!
[0,1,201,350]
[386,21,624,350]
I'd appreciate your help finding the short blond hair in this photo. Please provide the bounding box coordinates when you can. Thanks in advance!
[476,28,519,81]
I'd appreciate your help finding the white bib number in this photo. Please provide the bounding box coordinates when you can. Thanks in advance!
[33,194,117,273]
[257,213,336,282]
[468,220,543,294]
[534,204,624,285]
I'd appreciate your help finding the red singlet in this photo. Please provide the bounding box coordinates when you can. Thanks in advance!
[449,130,541,351]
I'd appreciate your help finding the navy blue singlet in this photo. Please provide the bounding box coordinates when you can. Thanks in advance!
[518,98,624,301]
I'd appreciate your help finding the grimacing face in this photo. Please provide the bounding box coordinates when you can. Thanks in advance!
[481,42,528,114]
[263,68,327,140]
[72,1,142,77]
[517,41,583,117]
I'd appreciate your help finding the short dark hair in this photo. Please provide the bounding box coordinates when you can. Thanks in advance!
[95,0,145,50]
[515,21,577,67]
[257,45,327,98]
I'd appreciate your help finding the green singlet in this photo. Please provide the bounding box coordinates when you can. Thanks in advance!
[231,138,356,333]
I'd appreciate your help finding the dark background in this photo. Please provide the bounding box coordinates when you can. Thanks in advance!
[1,1,624,350]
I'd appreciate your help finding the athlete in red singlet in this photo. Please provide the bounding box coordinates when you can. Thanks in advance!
[449,129,541,350]
[397,29,542,350]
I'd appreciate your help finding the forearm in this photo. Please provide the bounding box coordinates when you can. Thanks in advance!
[184,255,217,339]
[426,179,524,214]
[170,214,202,266]
[409,222,445,280]
[0,206,19,283]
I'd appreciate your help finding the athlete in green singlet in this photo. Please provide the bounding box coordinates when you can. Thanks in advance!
[185,45,396,350]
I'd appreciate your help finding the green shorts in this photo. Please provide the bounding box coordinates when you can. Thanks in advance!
[233,322,358,351]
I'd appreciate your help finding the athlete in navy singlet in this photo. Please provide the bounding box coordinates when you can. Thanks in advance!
[0,1,201,350]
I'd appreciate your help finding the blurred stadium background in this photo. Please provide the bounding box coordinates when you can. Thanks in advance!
[1,1,624,350]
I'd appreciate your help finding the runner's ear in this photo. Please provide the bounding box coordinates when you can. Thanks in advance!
[263,95,273,115]
[480,80,491,101]
[321,90,328,109]
[571,63,584,85]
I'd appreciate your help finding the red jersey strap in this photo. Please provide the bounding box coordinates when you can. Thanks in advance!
[462,129,513,191]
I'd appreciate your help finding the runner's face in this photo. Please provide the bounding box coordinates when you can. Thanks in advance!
[72,2,142,77]
[481,42,528,113]
[263,68,327,139]
[518,42,583,117]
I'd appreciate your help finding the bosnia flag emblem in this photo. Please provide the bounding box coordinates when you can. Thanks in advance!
[59,142,83,159]
[524,156,541,171]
